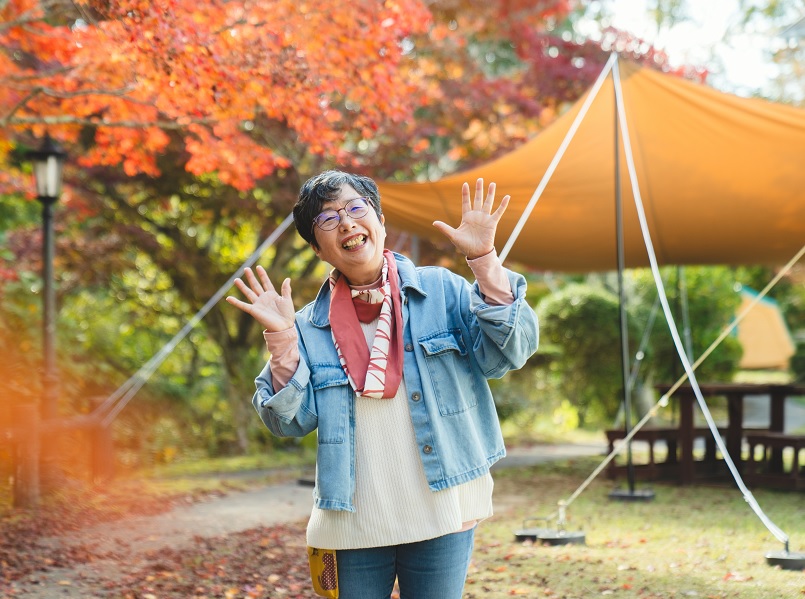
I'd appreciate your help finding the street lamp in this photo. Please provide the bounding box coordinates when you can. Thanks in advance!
[26,135,66,421]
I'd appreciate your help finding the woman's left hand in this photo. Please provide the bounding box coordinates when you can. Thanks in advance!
[432,178,510,259]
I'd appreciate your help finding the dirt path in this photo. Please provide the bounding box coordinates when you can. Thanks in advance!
[3,443,605,598]
[5,482,314,598]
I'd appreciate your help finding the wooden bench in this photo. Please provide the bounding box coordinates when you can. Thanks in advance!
[605,426,723,481]
[745,433,805,491]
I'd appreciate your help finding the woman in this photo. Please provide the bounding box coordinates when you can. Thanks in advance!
[227,170,538,599]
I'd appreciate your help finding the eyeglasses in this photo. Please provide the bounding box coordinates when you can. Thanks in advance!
[312,197,371,232]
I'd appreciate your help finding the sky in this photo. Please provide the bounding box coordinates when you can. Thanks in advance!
[582,0,788,97]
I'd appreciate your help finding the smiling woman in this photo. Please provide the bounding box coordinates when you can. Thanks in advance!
[225,170,539,599]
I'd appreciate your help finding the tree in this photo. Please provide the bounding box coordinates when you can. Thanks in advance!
[2,0,439,453]
[1,0,681,456]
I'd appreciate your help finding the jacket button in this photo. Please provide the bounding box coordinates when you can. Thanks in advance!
[423,445,432,454]
[404,343,414,352]
[411,392,421,401]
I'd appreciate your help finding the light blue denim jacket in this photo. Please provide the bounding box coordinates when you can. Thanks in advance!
[253,252,538,512]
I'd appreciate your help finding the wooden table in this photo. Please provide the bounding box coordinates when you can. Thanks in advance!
[655,382,805,485]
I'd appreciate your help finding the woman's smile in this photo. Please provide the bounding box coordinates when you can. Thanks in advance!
[341,233,368,250]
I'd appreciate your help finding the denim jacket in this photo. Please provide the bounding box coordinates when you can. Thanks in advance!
[252,252,539,512]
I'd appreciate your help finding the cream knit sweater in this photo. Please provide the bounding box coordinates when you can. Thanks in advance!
[306,319,494,550]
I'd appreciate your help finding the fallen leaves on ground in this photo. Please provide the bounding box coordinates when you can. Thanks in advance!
[0,477,232,586]
[105,523,314,598]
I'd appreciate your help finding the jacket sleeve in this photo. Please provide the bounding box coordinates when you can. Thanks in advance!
[251,327,319,438]
[465,268,539,378]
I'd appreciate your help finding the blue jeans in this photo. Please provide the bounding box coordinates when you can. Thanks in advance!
[335,528,476,599]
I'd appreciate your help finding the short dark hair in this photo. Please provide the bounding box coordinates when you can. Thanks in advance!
[293,170,382,248]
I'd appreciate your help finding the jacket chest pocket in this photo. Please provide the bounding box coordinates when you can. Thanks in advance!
[311,364,351,444]
[418,329,477,415]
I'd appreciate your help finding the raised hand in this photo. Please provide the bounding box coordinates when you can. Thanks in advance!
[226,266,296,333]
[432,178,510,260]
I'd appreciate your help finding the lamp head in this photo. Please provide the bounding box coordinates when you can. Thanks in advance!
[26,135,67,201]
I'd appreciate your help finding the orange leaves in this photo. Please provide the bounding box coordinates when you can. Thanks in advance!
[412,138,429,153]
[81,130,159,178]
[185,124,290,190]
[0,0,634,192]
[2,0,435,191]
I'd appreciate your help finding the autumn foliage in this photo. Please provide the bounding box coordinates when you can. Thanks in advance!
[0,0,688,455]
[0,0,689,194]
[2,0,435,190]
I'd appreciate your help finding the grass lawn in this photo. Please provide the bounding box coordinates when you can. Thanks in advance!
[470,458,805,598]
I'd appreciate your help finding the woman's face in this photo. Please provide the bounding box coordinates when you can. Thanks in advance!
[311,184,386,286]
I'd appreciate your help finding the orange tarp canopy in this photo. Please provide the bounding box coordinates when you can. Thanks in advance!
[377,60,805,272]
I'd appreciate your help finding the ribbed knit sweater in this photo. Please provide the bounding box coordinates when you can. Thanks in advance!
[306,319,494,550]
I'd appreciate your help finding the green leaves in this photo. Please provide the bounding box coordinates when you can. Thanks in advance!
[538,283,632,426]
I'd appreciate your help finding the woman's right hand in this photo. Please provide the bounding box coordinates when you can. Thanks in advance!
[226,266,296,332]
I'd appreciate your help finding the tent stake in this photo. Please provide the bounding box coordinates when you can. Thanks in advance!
[765,539,805,570]
[513,501,586,546]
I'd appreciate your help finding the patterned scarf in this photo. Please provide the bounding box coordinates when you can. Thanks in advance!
[328,250,403,398]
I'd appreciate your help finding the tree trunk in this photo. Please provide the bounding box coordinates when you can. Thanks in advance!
[12,404,40,508]
[224,366,255,454]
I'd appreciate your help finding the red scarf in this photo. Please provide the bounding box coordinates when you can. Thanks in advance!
[328,250,404,398]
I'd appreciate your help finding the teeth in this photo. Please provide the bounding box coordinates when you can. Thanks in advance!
[343,235,366,249]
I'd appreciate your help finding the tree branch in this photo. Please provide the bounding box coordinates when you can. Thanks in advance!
[4,115,213,128]
[2,66,74,81]
[35,84,136,98]
[2,88,41,123]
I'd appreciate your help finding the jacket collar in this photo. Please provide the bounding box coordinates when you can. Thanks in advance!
[309,252,427,328]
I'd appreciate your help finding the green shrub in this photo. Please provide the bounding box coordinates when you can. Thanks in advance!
[537,284,636,427]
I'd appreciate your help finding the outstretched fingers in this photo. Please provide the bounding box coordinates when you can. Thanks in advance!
[466,178,503,214]
[461,181,472,214]
[232,276,258,303]
[230,266,278,305]
[243,266,266,295]
[226,268,296,332]
[491,193,511,221]
[256,265,276,295]
[473,178,484,211]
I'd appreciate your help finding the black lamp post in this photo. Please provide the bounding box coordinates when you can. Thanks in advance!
[26,135,66,421]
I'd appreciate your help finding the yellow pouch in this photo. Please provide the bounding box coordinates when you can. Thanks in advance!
[307,546,339,598]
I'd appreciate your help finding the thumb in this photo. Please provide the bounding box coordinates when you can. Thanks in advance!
[281,277,293,300]
[432,221,456,240]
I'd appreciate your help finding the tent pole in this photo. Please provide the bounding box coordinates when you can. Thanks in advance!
[609,55,653,502]
[613,61,635,494]
[678,266,695,361]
